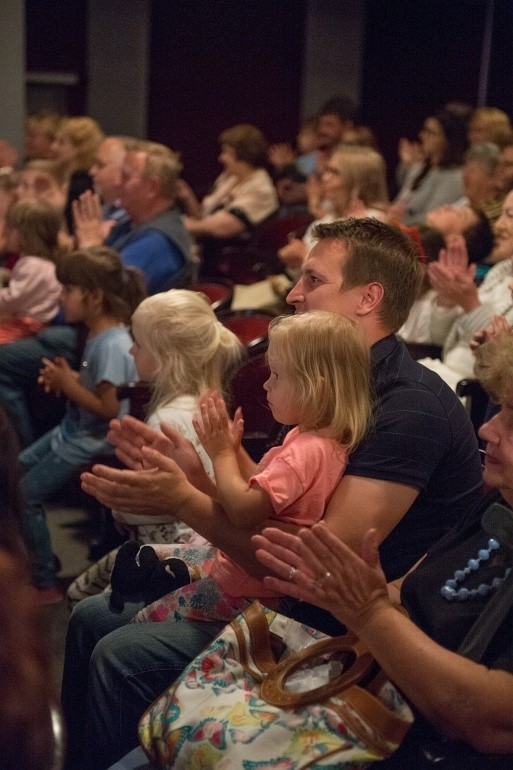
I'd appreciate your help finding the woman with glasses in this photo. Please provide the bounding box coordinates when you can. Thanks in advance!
[392,107,468,226]
[277,144,389,277]
[255,331,513,769]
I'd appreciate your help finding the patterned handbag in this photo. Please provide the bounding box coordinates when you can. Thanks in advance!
[138,601,414,769]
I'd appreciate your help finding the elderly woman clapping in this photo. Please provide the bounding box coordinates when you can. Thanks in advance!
[254,333,513,769]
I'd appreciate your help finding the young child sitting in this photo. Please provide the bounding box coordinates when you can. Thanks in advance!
[20,246,146,603]
[112,311,372,624]
[0,198,63,343]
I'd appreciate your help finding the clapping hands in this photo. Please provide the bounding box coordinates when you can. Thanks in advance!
[428,235,479,311]
[38,356,77,395]
[193,391,244,460]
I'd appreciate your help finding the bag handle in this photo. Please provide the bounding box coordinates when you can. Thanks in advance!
[231,601,279,678]
[260,635,374,706]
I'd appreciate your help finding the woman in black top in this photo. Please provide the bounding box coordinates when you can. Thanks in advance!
[254,332,513,768]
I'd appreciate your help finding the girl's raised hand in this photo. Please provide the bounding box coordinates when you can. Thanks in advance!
[193,391,235,459]
[230,406,244,450]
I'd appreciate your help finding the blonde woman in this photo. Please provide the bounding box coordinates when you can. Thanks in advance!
[278,144,389,275]
[50,115,104,233]
[131,310,372,624]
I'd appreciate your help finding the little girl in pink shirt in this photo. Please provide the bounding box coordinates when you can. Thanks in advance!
[112,311,372,622]
[0,198,62,343]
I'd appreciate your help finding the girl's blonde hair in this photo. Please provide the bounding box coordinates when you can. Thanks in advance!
[331,145,389,208]
[5,199,62,260]
[267,311,372,452]
[131,289,244,411]
[57,116,104,172]
[56,246,146,324]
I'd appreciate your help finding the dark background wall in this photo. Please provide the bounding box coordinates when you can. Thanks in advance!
[25,0,513,191]
[147,0,307,190]
[363,0,513,191]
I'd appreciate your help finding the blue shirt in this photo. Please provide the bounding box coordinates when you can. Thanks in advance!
[51,325,137,465]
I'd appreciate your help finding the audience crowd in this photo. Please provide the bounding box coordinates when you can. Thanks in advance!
[1,94,513,769]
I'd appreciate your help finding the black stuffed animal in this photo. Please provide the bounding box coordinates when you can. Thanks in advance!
[109,541,191,611]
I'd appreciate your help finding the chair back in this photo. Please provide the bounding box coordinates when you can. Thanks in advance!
[191,280,233,314]
[230,353,273,461]
[220,310,275,355]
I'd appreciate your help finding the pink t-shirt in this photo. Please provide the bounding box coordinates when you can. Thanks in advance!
[211,427,346,598]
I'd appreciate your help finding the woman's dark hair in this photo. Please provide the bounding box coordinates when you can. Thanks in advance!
[56,246,147,324]
[412,108,469,191]
[435,108,469,167]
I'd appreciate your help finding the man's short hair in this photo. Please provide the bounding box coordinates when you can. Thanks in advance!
[131,140,182,200]
[312,218,422,332]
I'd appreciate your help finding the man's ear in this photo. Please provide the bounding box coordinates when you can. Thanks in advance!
[356,282,384,317]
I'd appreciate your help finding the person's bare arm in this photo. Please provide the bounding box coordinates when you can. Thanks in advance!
[184,211,246,239]
[254,525,513,753]
[38,357,120,420]
[82,443,418,580]
[192,393,268,527]
[322,474,418,552]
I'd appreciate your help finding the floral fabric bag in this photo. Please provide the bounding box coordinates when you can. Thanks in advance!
[138,601,413,768]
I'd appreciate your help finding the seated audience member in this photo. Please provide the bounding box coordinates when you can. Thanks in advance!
[128,311,371,626]
[254,332,513,769]
[16,160,68,211]
[83,135,132,240]
[0,199,63,343]
[50,116,104,234]
[295,114,322,177]
[417,192,513,388]
[468,106,513,147]
[62,219,483,768]
[426,143,500,254]
[313,94,358,174]
[24,108,62,162]
[21,247,145,603]
[0,140,193,448]
[178,124,277,272]
[392,107,468,225]
[278,144,388,279]
[75,139,193,293]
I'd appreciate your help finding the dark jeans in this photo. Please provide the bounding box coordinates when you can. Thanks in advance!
[0,325,78,446]
[61,593,225,769]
